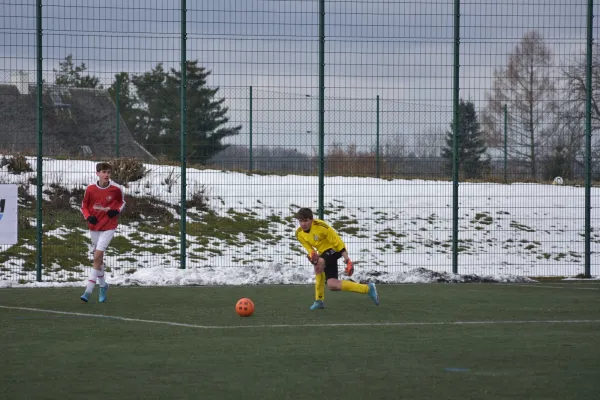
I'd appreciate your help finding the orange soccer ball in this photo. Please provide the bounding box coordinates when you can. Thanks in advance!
[235,298,255,317]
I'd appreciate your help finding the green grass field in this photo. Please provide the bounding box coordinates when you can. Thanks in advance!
[1,282,599,400]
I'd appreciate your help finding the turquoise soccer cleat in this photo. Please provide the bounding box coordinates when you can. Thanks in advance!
[99,283,109,303]
[80,291,91,303]
[367,282,380,306]
[309,300,325,310]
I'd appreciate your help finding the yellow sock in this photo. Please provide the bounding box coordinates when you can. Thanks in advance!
[315,272,325,301]
[341,280,369,294]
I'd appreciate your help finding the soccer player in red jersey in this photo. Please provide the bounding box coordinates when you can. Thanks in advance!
[79,162,125,303]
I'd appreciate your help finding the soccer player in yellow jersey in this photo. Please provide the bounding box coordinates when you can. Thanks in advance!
[294,207,380,310]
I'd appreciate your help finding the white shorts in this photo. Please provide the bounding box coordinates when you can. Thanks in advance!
[89,229,115,253]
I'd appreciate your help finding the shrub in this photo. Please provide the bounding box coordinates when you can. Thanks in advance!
[70,187,86,204]
[324,144,385,177]
[186,184,210,212]
[43,183,85,211]
[18,184,35,206]
[6,153,33,174]
[46,192,72,211]
[162,168,180,193]
[120,195,174,223]
[110,158,148,185]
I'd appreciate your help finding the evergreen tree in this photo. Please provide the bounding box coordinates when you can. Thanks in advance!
[128,60,241,163]
[54,54,100,88]
[167,60,241,164]
[108,72,145,143]
[129,64,171,156]
[441,99,489,179]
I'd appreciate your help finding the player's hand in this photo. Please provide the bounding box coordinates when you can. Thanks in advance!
[308,250,319,265]
[107,209,119,218]
[344,258,354,276]
[87,216,98,225]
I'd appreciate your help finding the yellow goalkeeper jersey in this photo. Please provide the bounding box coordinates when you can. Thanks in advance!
[295,219,346,256]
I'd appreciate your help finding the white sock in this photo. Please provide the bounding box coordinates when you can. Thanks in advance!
[97,264,106,287]
[85,269,99,293]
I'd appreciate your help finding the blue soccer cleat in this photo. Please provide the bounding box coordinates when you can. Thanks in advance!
[99,283,109,303]
[367,282,380,306]
[309,300,325,310]
[80,291,91,303]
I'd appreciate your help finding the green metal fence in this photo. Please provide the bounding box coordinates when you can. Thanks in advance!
[0,0,597,282]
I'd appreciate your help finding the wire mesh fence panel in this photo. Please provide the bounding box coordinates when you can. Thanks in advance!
[0,0,597,282]
[1,0,183,281]
[591,1,600,279]
[322,1,456,273]
[0,1,37,281]
[187,1,322,273]
[460,0,591,276]
[44,1,182,280]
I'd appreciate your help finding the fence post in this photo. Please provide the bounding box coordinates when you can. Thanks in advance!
[249,86,253,172]
[376,95,380,178]
[451,0,460,274]
[115,75,120,158]
[35,0,43,282]
[584,0,593,278]
[180,0,187,270]
[504,104,507,183]
[318,0,325,219]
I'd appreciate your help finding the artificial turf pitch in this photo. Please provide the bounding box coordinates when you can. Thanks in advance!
[1,282,599,400]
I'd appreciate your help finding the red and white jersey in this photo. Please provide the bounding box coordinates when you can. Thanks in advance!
[81,181,125,231]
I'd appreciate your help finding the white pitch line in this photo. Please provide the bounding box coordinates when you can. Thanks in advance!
[501,284,600,290]
[1,305,599,330]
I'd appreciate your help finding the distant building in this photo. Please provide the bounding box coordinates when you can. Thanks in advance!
[0,84,155,161]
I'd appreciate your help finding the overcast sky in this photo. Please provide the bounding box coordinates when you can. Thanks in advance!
[0,0,595,151]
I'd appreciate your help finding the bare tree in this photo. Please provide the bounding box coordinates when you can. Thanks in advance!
[413,129,445,159]
[482,31,557,180]
[381,133,409,174]
[207,145,312,173]
[563,43,600,130]
[563,43,600,178]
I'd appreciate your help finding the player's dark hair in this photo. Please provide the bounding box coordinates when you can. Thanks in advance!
[295,207,313,220]
[96,162,112,172]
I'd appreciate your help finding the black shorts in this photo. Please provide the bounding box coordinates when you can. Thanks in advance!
[321,248,345,281]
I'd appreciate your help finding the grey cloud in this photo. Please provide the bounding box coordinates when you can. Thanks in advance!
[1,0,594,153]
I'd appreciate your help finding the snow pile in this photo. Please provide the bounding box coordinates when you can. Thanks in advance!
[0,266,535,288]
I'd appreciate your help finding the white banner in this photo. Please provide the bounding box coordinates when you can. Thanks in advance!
[0,184,18,245]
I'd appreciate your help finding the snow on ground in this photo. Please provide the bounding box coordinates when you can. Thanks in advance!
[0,265,538,288]
[1,157,599,287]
